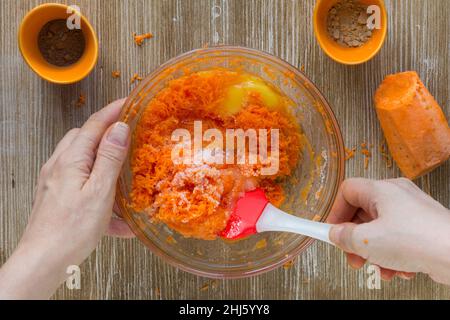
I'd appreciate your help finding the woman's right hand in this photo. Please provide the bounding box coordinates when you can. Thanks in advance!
[327,178,450,285]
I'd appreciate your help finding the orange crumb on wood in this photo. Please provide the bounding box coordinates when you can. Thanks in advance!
[76,93,85,107]
[133,32,153,46]
[345,147,356,160]
[166,235,177,244]
[112,70,121,78]
[130,73,143,84]
[315,189,323,200]
[283,260,295,269]
[199,283,210,291]
[361,142,372,169]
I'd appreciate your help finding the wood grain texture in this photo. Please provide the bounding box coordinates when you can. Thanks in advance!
[1,0,449,299]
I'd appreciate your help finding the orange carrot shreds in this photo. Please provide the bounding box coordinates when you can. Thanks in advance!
[364,157,370,169]
[199,283,210,291]
[166,235,177,244]
[361,142,372,169]
[363,239,369,245]
[312,214,321,222]
[133,32,153,46]
[76,93,86,107]
[283,260,295,269]
[199,280,218,291]
[254,238,267,250]
[361,149,371,157]
[112,70,121,78]
[130,69,303,240]
[130,73,143,84]
[345,147,356,160]
[380,141,393,168]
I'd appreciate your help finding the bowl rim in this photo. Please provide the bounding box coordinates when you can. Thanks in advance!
[18,3,99,84]
[118,46,345,279]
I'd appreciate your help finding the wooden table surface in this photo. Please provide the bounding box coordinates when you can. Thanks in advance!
[1,0,449,300]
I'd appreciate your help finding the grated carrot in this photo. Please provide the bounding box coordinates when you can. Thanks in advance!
[199,283,210,291]
[130,70,302,240]
[254,239,267,250]
[345,147,356,160]
[361,142,372,169]
[380,140,393,168]
[133,32,153,46]
[76,93,85,107]
[283,260,295,269]
[130,73,143,84]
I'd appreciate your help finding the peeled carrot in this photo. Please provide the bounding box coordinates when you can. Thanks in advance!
[374,71,450,179]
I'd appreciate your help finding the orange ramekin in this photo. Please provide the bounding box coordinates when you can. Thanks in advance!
[314,0,387,65]
[18,3,98,84]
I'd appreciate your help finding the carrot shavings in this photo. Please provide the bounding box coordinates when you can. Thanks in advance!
[130,70,302,240]
[283,260,295,269]
[130,73,143,84]
[76,93,85,107]
[133,32,153,46]
[112,71,121,78]
[361,142,372,169]
[199,283,210,291]
[166,235,177,244]
[380,141,393,168]
[345,147,356,160]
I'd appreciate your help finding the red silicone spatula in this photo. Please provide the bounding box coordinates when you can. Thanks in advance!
[220,188,333,244]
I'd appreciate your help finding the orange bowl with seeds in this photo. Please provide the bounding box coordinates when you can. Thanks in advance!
[18,3,98,84]
[314,0,388,65]
[116,47,345,278]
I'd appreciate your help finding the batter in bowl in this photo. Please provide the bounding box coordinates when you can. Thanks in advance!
[130,69,303,240]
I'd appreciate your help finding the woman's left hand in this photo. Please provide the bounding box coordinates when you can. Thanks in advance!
[0,99,134,299]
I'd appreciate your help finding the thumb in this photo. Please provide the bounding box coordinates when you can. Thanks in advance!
[89,122,130,186]
[329,222,362,254]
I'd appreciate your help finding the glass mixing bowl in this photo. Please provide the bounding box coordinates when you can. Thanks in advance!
[116,47,345,279]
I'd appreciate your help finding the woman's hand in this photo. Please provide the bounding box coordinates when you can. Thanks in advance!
[0,99,134,299]
[328,178,450,285]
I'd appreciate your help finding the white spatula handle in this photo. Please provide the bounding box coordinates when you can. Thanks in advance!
[256,204,333,245]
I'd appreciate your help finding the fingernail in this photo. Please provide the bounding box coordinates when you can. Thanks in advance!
[107,122,129,147]
[348,261,362,270]
[397,272,414,280]
[329,224,345,245]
